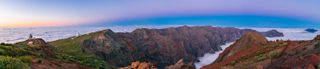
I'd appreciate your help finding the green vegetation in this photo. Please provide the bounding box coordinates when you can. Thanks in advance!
[50,33,110,69]
[230,60,238,66]
[0,56,30,69]
[0,45,30,56]
[279,42,288,47]
[18,56,33,64]
[56,53,109,68]
[315,42,320,49]
[255,54,266,61]
[0,45,32,69]
[268,50,281,59]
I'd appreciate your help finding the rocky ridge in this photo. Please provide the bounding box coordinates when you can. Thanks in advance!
[202,31,320,69]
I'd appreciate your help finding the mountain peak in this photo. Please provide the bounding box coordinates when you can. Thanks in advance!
[240,31,268,44]
[232,31,268,51]
[214,31,268,63]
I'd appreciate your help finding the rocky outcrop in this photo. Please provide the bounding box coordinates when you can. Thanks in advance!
[81,26,283,68]
[22,38,55,57]
[119,61,157,69]
[165,59,195,69]
[203,32,320,69]
[25,38,48,48]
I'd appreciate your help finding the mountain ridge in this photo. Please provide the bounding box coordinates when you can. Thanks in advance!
[202,31,320,69]
[71,26,284,68]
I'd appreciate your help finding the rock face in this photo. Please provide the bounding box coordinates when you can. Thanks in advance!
[202,32,320,69]
[81,26,283,68]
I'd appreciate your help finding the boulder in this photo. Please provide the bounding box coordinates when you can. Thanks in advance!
[119,61,157,69]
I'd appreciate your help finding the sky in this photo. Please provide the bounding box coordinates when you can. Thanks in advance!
[0,0,320,28]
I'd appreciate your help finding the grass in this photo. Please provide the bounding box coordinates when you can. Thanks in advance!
[0,44,32,69]
[255,54,266,61]
[315,42,320,49]
[0,56,31,69]
[49,31,111,68]
[0,45,30,56]
[268,50,281,59]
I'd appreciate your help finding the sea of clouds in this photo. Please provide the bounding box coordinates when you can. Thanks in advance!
[194,42,234,69]
[0,25,319,69]
[0,25,181,43]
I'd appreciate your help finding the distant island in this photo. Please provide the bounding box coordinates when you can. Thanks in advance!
[305,28,318,33]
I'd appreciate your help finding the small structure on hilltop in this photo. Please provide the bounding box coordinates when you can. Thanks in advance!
[29,34,33,39]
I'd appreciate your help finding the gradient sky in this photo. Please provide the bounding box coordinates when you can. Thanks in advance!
[0,0,320,28]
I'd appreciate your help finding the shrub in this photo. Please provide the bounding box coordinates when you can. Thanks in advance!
[18,56,33,64]
[268,51,281,59]
[0,56,30,69]
[230,60,238,66]
[255,54,266,61]
[78,57,108,69]
[315,42,320,49]
[57,54,109,69]
[0,45,29,56]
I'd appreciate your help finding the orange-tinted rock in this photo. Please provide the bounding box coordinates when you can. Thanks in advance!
[119,61,156,69]
[306,64,316,69]
[165,59,195,69]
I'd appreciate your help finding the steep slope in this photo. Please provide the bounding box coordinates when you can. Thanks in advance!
[202,33,320,69]
[63,26,283,68]
[214,31,268,63]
